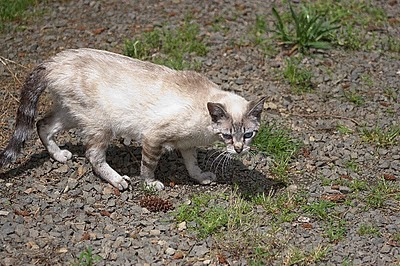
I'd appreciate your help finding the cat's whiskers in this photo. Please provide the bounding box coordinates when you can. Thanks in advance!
[210,151,227,172]
[205,149,223,168]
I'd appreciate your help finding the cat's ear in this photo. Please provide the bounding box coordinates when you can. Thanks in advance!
[246,96,266,121]
[207,102,229,123]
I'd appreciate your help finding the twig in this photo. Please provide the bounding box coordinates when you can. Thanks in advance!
[0,56,28,69]
[0,57,24,86]
[289,112,360,126]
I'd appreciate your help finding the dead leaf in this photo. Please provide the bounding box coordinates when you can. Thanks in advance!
[388,18,399,25]
[113,188,121,196]
[100,210,111,217]
[81,232,90,241]
[331,185,340,190]
[24,188,36,194]
[340,174,352,181]
[302,147,310,158]
[92,27,106,35]
[341,83,351,89]
[169,181,176,188]
[302,223,313,229]
[321,194,346,202]
[216,253,228,264]
[383,174,396,181]
[388,0,397,6]
[173,251,184,260]
[15,210,30,216]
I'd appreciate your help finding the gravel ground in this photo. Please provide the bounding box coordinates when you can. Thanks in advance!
[1,0,400,265]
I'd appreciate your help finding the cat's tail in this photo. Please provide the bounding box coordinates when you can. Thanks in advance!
[0,65,48,167]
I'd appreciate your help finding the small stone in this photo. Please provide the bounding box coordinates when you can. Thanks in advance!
[380,244,391,254]
[57,164,69,173]
[339,186,352,194]
[178,221,187,231]
[165,247,175,256]
[297,216,311,223]
[0,210,10,216]
[57,247,68,253]
[203,259,211,265]
[191,244,209,257]
[150,229,161,236]
[287,184,298,193]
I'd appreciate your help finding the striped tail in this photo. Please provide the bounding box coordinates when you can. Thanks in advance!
[0,65,48,167]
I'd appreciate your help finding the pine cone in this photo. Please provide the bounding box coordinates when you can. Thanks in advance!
[139,196,174,212]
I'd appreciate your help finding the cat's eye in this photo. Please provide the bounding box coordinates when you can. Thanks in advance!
[222,134,232,140]
[243,132,254,139]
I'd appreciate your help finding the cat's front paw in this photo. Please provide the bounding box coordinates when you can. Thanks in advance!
[110,175,131,191]
[145,180,165,191]
[193,172,217,185]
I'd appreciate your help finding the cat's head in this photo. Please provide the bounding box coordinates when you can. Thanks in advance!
[207,96,266,154]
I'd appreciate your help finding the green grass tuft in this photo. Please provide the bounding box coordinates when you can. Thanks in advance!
[252,123,300,181]
[124,20,207,70]
[0,0,37,30]
[282,57,313,93]
[271,2,339,53]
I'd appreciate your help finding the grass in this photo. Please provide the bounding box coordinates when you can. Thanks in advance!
[358,224,380,236]
[345,160,359,173]
[366,178,400,209]
[303,200,336,220]
[0,0,37,30]
[360,126,400,147]
[252,15,278,56]
[73,247,102,266]
[325,218,346,242]
[343,90,364,106]
[336,124,353,135]
[124,19,207,70]
[271,2,339,53]
[282,57,313,93]
[283,245,329,265]
[252,123,300,181]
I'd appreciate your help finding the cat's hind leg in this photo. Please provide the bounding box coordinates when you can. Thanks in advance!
[85,131,130,191]
[141,138,164,190]
[180,148,216,185]
[37,108,74,163]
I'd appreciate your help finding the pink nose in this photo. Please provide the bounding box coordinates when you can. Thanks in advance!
[234,144,243,153]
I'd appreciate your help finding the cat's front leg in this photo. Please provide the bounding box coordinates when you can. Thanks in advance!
[141,139,164,190]
[180,148,216,185]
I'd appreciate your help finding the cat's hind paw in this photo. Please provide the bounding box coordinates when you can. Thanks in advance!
[193,172,217,185]
[53,149,72,163]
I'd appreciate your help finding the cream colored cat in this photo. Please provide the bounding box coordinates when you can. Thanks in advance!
[0,48,265,190]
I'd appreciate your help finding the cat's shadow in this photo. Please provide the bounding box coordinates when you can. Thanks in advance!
[0,142,284,196]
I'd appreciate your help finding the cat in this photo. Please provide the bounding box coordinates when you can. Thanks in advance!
[0,48,265,191]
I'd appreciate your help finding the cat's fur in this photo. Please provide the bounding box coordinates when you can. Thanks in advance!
[0,48,265,190]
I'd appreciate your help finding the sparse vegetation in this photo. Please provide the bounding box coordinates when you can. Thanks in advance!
[282,57,313,93]
[0,0,37,30]
[252,123,300,181]
[124,19,207,70]
[360,126,400,147]
[358,224,380,236]
[336,124,353,135]
[303,200,336,220]
[271,3,339,53]
[343,90,365,106]
[74,247,102,266]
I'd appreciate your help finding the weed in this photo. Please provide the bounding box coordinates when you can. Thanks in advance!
[366,178,400,208]
[360,126,400,147]
[343,90,364,106]
[336,124,353,135]
[252,15,278,56]
[303,200,336,220]
[345,160,359,173]
[0,0,37,30]
[383,87,398,102]
[283,245,329,265]
[358,224,380,236]
[348,179,368,192]
[252,123,300,181]
[75,247,102,266]
[272,3,339,53]
[124,20,207,70]
[385,35,400,53]
[336,25,362,50]
[325,218,346,242]
[283,57,313,93]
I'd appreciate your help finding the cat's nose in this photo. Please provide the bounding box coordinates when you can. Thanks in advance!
[234,144,243,153]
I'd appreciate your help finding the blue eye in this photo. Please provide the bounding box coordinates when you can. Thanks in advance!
[222,134,232,140]
[244,132,253,139]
